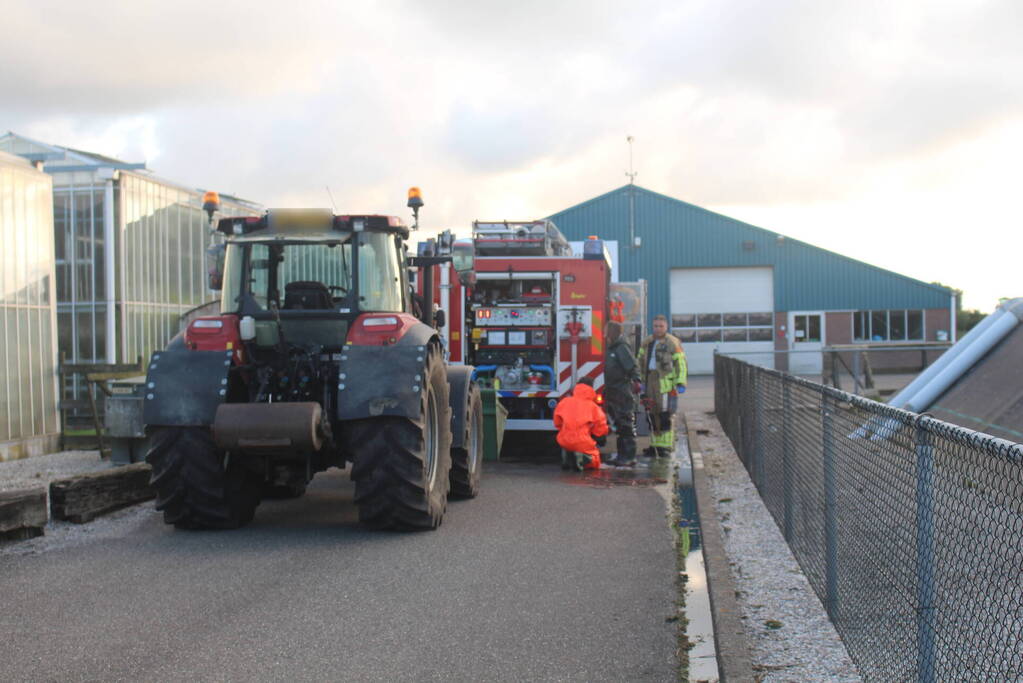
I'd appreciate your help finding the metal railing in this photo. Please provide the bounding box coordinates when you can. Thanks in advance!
[823,344,952,395]
[714,353,1023,682]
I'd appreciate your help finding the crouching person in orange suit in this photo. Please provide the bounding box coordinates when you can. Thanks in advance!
[553,377,609,471]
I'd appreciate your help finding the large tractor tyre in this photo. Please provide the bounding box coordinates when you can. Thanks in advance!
[449,382,483,499]
[146,427,262,530]
[349,347,452,530]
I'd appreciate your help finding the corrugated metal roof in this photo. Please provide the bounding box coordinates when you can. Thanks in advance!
[547,184,953,317]
[1,133,261,209]
[928,323,1023,442]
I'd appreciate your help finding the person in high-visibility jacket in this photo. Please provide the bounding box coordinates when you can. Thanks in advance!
[553,377,609,471]
[636,314,687,457]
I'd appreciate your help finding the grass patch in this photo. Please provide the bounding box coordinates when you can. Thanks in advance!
[63,428,99,437]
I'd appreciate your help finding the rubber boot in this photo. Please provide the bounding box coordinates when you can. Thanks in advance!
[575,452,591,472]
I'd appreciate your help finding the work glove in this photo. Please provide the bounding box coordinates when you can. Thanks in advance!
[676,384,686,394]
[631,380,643,395]
[594,434,607,448]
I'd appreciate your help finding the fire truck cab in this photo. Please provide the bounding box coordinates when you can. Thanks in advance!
[423,220,612,433]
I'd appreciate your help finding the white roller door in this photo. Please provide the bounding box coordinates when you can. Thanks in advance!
[669,267,775,374]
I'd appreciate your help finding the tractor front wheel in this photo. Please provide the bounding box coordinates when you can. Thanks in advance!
[146,427,262,530]
[449,381,483,499]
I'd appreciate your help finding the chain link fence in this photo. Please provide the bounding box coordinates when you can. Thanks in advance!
[714,353,1023,682]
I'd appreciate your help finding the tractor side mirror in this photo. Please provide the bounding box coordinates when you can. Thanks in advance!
[206,244,226,291]
[452,239,475,287]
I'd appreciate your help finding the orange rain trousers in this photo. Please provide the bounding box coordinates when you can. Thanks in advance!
[553,383,609,470]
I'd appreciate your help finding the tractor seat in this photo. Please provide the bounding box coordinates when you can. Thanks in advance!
[283,281,334,310]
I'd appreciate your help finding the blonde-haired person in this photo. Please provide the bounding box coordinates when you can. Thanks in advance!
[636,315,687,457]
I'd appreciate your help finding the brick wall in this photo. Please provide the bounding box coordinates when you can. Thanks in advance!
[925,307,952,342]
[826,312,852,345]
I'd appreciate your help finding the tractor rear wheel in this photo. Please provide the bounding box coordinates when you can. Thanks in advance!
[146,426,262,530]
[349,347,452,530]
[449,382,483,499]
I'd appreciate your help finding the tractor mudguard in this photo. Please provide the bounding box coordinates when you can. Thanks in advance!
[336,343,431,423]
[142,349,233,427]
[394,321,437,349]
[336,322,439,423]
[165,331,186,352]
[446,365,475,450]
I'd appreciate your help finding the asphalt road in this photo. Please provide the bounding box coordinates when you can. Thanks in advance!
[0,461,678,682]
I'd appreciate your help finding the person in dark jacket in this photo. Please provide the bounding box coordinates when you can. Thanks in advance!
[604,320,640,467]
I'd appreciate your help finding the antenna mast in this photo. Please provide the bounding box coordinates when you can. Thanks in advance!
[626,136,638,248]
[625,135,637,184]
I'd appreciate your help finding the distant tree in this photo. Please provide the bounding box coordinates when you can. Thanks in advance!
[957,309,987,337]
[929,282,994,337]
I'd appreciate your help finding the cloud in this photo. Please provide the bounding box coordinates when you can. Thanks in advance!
[0,0,360,114]
[1,0,1021,312]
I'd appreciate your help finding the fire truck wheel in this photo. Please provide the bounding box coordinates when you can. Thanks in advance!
[350,346,452,530]
[146,426,262,530]
[449,382,483,499]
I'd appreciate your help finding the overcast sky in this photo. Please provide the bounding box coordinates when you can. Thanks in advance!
[2,0,1019,310]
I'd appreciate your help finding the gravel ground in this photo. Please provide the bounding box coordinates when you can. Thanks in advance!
[0,501,159,557]
[0,450,114,492]
[1,449,159,557]
[686,409,862,682]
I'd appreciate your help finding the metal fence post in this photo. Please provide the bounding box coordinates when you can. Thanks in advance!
[822,391,838,620]
[753,370,765,489]
[852,351,862,395]
[782,379,794,542]
[915,419,936,683]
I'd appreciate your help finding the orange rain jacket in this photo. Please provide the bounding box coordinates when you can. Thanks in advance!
[553,383,609,468]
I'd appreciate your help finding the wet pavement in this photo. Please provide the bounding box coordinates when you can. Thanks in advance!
[0,458,680,682]
[554,426,718,682]
[676,436,718,681]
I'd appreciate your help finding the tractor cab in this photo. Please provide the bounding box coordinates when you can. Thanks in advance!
[210,210,411,351]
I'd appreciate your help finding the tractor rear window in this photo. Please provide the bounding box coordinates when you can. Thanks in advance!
[221,240,353,313]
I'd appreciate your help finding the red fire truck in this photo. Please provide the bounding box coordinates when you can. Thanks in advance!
[419,220,612,432]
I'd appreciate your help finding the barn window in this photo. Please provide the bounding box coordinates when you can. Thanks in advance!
[854,310,925,342]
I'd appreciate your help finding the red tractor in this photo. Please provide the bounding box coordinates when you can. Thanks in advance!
[142,195,480,530]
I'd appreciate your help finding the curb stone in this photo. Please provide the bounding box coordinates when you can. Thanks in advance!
[684,412,755,682]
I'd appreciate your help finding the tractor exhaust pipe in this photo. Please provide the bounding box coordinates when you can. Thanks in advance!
[213,402,325,453]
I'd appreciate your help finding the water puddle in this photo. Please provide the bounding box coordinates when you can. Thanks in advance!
[561,466,668,488]
[677,438,719,682]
